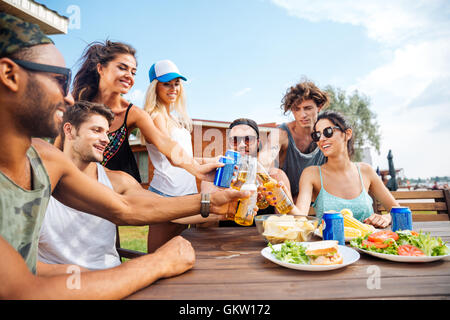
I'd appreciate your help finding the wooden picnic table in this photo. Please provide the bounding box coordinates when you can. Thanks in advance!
[126,221,450,300]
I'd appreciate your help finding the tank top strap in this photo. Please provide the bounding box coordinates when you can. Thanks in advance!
[96,163,113,190]
[278,122,296,145]
[123,103,133,127]
[355,163,365,190]
[318,165,324,188]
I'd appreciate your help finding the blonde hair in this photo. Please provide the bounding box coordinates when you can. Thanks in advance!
[143,79,192,133]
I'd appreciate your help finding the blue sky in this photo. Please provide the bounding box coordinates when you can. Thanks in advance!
[43,0,450,179]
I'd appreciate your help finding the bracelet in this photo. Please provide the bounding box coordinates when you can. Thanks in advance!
[200,193,210,218]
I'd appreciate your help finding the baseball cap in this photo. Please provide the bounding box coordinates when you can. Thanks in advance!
[0,12,53,57]
[148,59,187,83]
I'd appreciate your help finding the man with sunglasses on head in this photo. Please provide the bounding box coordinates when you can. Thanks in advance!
[0,12,250,299]
[258,80,328,204]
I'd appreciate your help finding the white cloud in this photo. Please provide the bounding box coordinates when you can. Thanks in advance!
[350,40,450,110]
[271,0,449,45]
[271,0,450,177]
[233,87,252,97]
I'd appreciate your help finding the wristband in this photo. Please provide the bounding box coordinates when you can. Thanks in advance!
[200,193,210,218]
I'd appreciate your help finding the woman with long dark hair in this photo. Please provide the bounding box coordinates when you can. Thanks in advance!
[67,40,218,182]
[295,111,398,228]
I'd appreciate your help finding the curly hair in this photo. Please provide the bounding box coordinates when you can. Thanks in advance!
[281,80,329,115]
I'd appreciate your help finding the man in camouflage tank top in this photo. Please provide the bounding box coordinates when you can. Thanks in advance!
[0,13,250,299]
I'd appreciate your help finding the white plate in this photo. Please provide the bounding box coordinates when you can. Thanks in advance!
[261,242,360,271]
[354,245,450,263]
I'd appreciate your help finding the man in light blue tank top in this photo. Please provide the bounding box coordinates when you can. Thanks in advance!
[259,80,328,201]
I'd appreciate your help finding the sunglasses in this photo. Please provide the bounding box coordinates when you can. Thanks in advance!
[228,135,257,147]
[311,126,342,142]
[12,59,72,97]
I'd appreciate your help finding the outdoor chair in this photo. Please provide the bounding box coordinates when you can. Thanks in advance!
[371,189,450,221]
[115,227,146,260]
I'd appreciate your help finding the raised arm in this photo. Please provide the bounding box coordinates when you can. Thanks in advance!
[294,166,317,215]
[34,139,249,226]
[132,107,220,181]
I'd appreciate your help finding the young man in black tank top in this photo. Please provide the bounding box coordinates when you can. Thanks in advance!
[258,80,329,202]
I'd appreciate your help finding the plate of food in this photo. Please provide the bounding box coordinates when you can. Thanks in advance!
[350,230,450,263]
[261,240,360,271]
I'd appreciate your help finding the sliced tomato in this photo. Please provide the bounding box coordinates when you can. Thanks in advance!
[368,231,399,243]
[362,239,390,249]
[398,244,425,256]
[410,231,419,236]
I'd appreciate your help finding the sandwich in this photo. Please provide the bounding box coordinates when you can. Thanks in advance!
[305,240,343,265]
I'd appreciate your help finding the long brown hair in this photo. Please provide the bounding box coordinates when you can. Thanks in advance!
[314,110,355,159]
[71,40,136,101]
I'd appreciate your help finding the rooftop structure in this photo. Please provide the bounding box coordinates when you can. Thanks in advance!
[0,0,68,34]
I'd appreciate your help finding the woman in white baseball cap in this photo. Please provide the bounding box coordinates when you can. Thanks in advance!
[144,60,224,252]
[144,60,194,197]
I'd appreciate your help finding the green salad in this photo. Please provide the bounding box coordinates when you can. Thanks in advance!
[268,241,310,264]
[350,230,449,256]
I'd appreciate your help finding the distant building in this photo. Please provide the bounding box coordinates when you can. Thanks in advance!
[0,0,68,34]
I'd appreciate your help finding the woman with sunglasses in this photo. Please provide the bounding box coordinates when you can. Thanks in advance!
[68,41,218,183]
[294,111,398,228]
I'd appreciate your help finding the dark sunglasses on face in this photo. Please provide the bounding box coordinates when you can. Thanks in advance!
[311,126,342,142]
[12,59,72,97]
[228,135,257,147]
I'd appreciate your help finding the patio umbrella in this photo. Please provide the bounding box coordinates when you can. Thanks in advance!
[386,149,398,191]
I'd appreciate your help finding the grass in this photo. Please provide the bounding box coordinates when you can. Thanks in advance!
[118,226,148,253]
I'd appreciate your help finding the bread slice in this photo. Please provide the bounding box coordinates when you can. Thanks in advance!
[305,240,339,256]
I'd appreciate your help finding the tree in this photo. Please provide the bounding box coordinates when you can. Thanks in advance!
[323,86,381,162]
